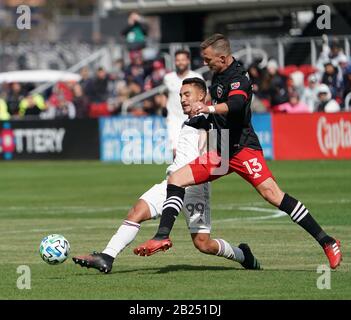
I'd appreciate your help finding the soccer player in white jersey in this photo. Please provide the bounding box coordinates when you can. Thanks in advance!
[164,50,204,158]
[72,78,260,273]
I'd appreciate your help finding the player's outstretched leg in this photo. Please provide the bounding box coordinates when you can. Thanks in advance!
[191,234,261,270]
[256,178,342,269]
[278,193,342,269]
[72,200,149,273]
[134,184,186,255]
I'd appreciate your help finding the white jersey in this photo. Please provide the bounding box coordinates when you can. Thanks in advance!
[166,122,206,175]
[140,121,211,233]
[164,70,203,149]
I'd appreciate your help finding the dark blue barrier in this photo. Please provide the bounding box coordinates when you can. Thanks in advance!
[0,119,99,160]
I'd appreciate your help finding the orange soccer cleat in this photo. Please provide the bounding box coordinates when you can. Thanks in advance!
[133,238,172,256]
[323,239,342,269]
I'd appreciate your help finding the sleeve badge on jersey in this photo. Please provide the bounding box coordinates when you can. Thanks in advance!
[217,85,223,98]
[230,82,240,90]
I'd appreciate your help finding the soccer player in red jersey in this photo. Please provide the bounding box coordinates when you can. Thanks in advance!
[135,34,342,270]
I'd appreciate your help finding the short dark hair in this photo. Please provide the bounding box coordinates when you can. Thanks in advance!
[175,49,190,59]
[182,77,207,94]
[200,33,231,56]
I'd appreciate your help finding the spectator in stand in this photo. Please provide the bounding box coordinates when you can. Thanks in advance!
[125,51,145,88]
[301,74,320,113]
[0,97,10,120]
[321,62,341,100]
[122,11,148,57]
[72,83,89,118]
[19,93,46,118]
[79,67,91,93]
[248,63,263,96]
[110,81,130,115]
[144,60,166,90]
[275,89,310,114]
[248,63,268,112]
[260,59,289,109]
[55,95,76,119]
[328,40,346,66]
[6,82,25,116]
[342,65,351,107]
[85,67,110,103]
[110,58,127,88]
[317,36,347,73]
[143,60,167,115]
[316,84,340,113]
[48,82,74,108]
[337,55,349,83]
[126,79,144,115]
[42,94,76,120]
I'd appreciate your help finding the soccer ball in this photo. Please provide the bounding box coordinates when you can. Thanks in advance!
[39,234,70,265]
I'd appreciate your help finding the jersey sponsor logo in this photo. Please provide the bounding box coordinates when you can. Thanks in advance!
[317,116,351,156]
[217,85,223,98]
[230,82,240,90]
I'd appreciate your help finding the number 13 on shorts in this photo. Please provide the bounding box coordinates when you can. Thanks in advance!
[243,158,263,174]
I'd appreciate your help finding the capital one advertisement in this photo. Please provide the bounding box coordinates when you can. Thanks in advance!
[273,113,351,160]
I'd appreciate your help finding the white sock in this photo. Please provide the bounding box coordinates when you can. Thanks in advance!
[214,239,244,263]
[102,220,140,258]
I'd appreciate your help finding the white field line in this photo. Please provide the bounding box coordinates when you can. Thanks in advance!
[0,206,286,235]
[0,198,350,215]
[2,197,350,235]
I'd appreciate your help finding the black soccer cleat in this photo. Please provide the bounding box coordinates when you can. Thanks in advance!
[72,251,113,274]
[239,243,261,270]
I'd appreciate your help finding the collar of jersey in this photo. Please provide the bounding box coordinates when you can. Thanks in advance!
[216,57,238,76]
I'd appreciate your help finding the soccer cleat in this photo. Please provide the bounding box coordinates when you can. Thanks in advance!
[133,238,172,256]
[238,243,261,270]
[323,239,342,269]
[72,251,113,273]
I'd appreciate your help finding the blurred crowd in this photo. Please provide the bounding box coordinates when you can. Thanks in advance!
[0,52,170,120]
[250,39,351,113]
[0,37,351,121]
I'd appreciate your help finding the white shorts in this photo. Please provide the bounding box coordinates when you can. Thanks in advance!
[140,180,211,233]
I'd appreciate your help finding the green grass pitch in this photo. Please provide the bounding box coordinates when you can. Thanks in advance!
[0,160,350,300]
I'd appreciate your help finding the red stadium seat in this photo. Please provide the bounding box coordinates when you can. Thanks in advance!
[279,65,298,77]
[89,102,110,118]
